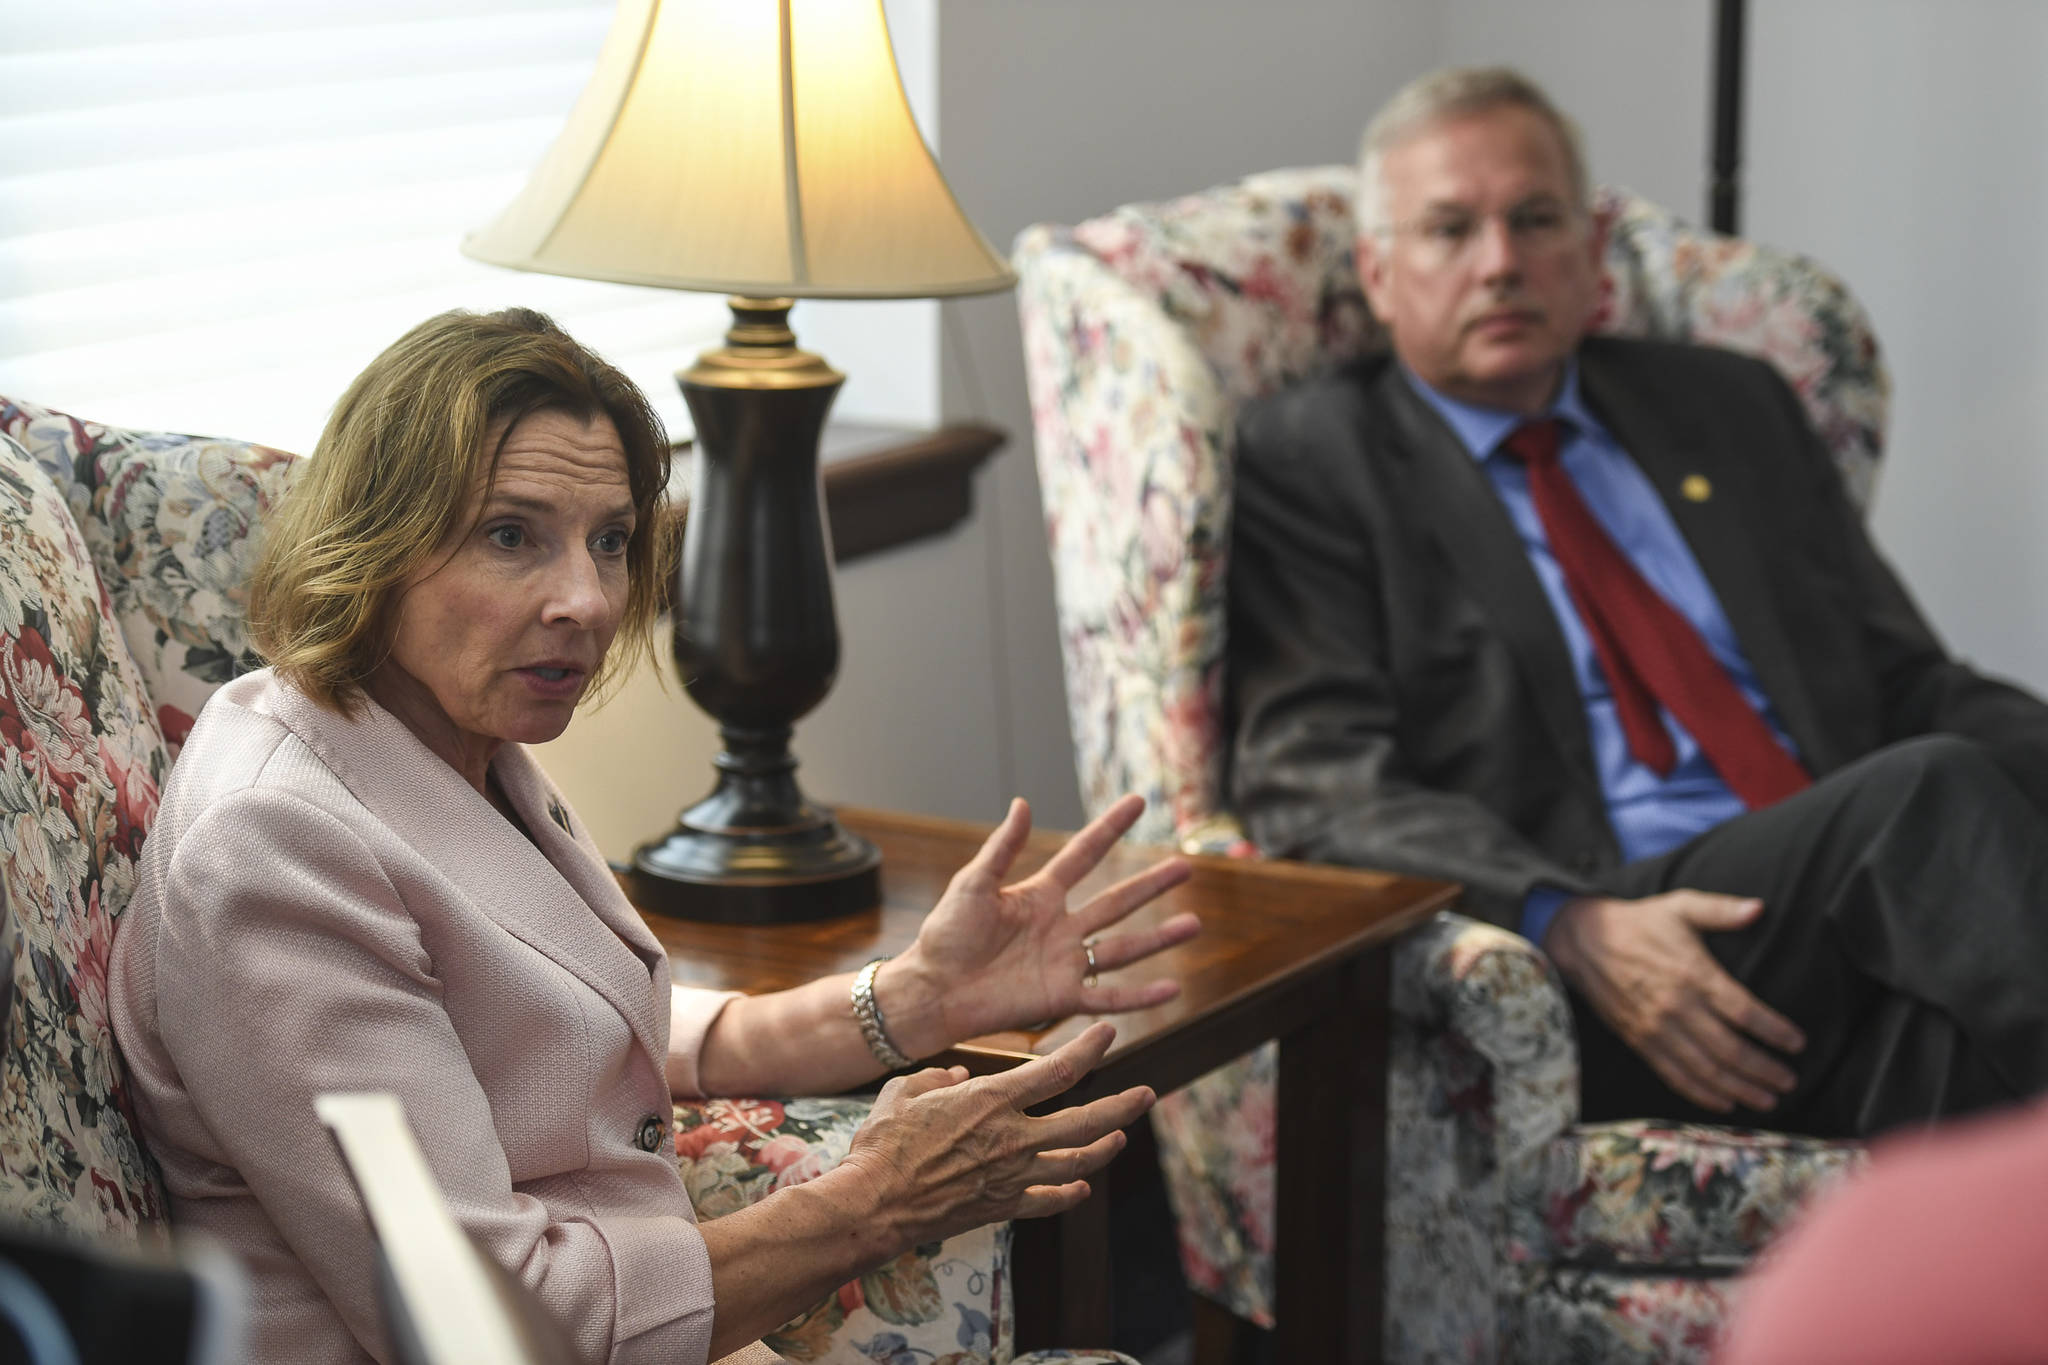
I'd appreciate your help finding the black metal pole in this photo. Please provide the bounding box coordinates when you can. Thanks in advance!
[1710,0,1747,234]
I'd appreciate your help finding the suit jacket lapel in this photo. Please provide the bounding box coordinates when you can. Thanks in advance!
[492,745,670,987]
[1376,369,1604,793]
[264,680,670,1073]
[1577,355,1832,770]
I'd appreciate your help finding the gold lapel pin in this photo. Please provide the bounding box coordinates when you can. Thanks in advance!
[1680,473,1712,503]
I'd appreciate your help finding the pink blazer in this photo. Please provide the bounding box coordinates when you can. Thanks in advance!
[109,670,743,1365]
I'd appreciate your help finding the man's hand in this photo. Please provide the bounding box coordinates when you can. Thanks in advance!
[1544,890,1807,1113]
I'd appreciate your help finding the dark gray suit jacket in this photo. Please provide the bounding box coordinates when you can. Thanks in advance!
[1227,336,2048,929]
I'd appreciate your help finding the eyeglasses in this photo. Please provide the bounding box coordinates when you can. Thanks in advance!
[1376,199,1584,263]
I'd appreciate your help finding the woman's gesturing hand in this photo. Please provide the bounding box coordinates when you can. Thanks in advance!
[884,794,1199,1055]
[836,1022,1152,1249]
[698,1023,1148,1355]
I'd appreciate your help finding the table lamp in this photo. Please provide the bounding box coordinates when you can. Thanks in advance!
[464,0,1014,923]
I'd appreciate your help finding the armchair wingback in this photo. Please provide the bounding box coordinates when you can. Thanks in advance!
[1015,168,1877,1363]
[0,400,295,1243]
[0,397,1131,1365]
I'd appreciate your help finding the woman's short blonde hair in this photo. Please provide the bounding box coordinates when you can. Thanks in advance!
[248,307,672,713]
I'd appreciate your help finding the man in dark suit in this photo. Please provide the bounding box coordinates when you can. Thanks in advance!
[1228,66,2048,1138]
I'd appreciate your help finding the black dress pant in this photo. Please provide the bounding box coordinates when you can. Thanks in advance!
[1568,734,2048,1138]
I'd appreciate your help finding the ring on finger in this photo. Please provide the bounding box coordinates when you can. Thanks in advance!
[1082,938,1100,987]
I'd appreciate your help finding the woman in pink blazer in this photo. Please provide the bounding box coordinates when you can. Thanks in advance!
[108,308,1198,1365]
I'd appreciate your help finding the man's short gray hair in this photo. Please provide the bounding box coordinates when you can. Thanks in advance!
[1357,67,1590,235]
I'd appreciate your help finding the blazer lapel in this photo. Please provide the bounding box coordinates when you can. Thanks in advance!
[264,680,670,1073]
[1577,357,1832,770]
[1376,370,1603,792]
[492,745,669,982]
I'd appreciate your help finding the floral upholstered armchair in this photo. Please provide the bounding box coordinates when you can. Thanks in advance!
[0,396,1131,1365]
[1014,168,1882,1363]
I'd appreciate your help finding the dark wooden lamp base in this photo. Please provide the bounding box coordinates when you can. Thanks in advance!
[631,297,882,925]
[631,727,880,923]
[628,835,879,924]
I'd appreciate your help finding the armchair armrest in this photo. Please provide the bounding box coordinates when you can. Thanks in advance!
[1504,1119,1866,1272]
[1383,914,1579,1361]
[1391,912,1579,1167]
[672,1097,1140,1365]
[1140,814,1587,1355]
[673,1096,1011,1364]
[1178,811,1580,1164]
[1179,810,1581,1168]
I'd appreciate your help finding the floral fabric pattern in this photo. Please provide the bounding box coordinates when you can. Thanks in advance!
[1148,1047,1275,1326]
[1510,1121,1863,1273]
[1382,915,1583,1361]
[676,1096,1133,1365]
[676,1096,1010,1364]
[1506,1268,1740,1365]
[0,432,169,1243]
[1015,169,1888,1361]
[1591,189,1886,507]
[0,396,296,755]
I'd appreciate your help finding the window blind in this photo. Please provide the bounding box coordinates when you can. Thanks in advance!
[0,0,726,455]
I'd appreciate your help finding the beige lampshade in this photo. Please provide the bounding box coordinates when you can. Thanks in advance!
[464,0,1014,300]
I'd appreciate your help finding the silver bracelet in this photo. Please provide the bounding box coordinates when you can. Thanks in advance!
[851,958,913,1071]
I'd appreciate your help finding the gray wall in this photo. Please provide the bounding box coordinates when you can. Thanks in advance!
[1438,0,1712,218]
[1747,0,2048,694]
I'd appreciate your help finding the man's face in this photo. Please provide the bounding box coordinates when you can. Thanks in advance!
[1358,103,1605,415]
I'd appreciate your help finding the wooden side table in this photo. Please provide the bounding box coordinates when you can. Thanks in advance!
[634,806,1457,1365]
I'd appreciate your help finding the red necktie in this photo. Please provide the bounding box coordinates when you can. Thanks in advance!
[1502,419,1809,809]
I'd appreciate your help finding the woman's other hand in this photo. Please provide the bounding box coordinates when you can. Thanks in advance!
[699,1022,1149,1354]
[837,1022,1151,1246]
[884,795,1199,1053]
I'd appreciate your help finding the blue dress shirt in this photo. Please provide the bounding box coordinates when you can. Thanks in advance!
[1402,364,1801,946]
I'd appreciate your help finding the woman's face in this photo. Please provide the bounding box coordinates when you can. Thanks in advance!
[373,408,636,777]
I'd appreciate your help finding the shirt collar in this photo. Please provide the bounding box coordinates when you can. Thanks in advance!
[1399,358,1601,462]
